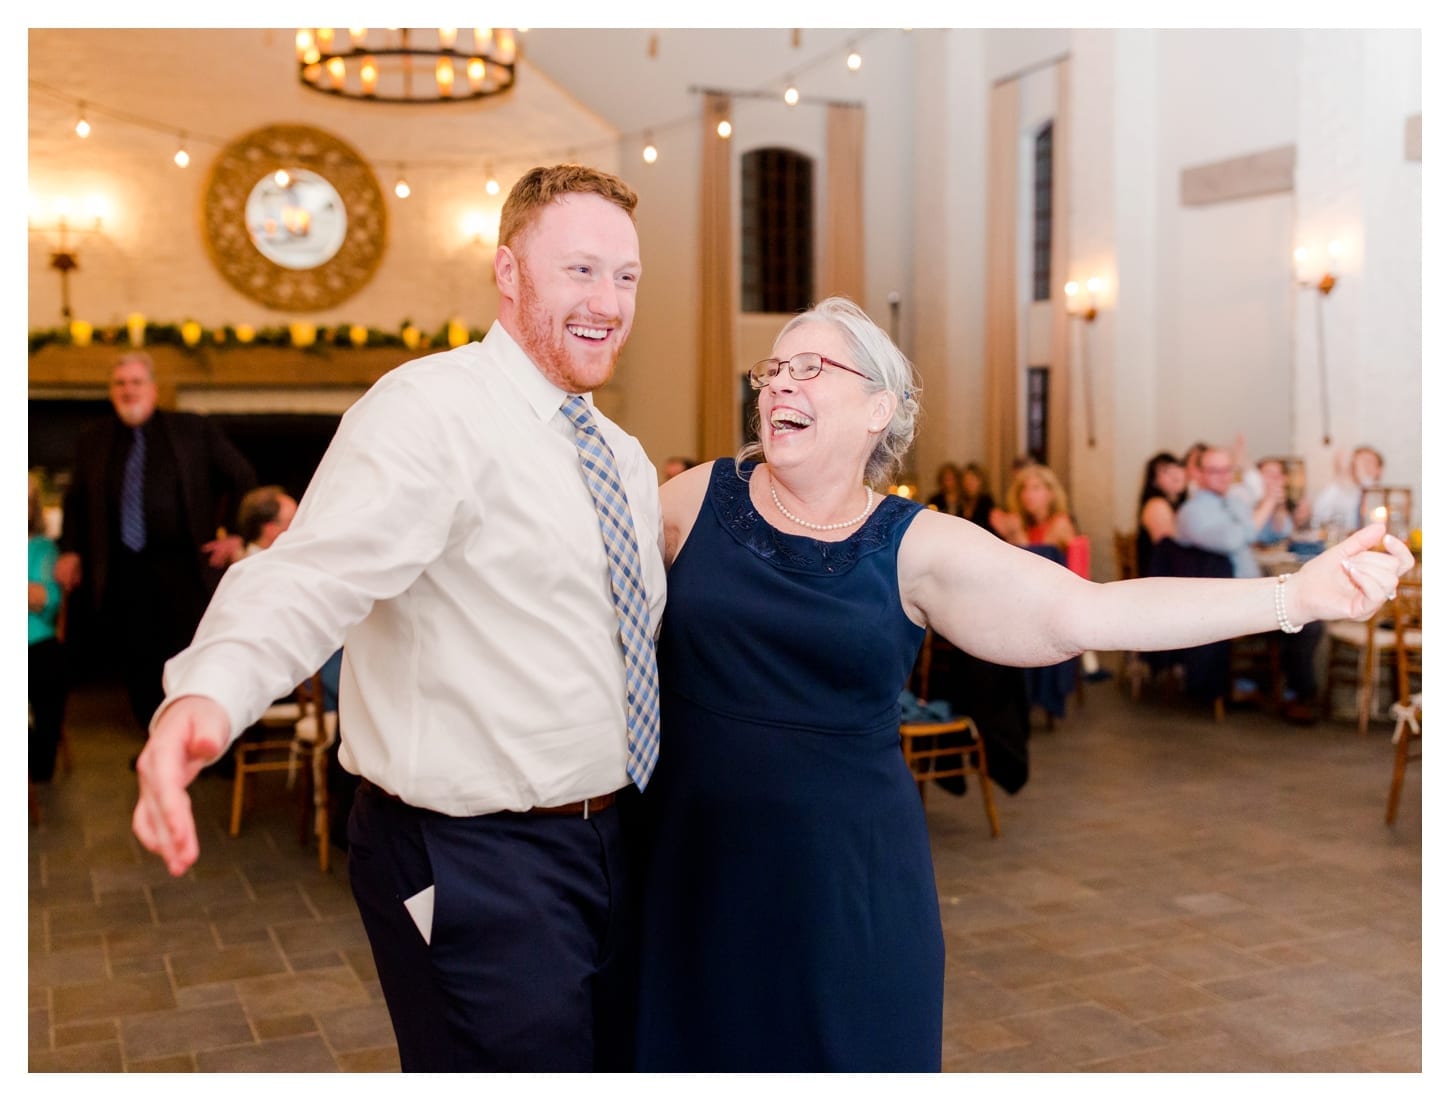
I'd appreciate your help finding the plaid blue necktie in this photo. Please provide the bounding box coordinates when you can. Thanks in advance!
[120,426,146,551]
[561,395,660,789]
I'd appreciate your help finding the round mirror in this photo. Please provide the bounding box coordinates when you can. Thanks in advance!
[203,124,386,311]
[245,168,348,270]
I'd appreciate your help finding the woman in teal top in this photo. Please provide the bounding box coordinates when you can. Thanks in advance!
[29,475,67,783]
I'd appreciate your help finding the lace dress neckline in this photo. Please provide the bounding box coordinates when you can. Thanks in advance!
[709,460,916,575]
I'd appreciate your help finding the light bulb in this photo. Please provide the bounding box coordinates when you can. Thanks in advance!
[74,106,90,139]
[847,50,862,71]
[1064,281,1080,297]
[784,84,800,106]
[717,121,732,139]
[643,142,658,164]
[173,139,190,168]
[485,175,501,197]
[395,177,411,199]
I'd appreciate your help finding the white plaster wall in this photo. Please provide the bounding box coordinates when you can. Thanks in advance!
[1152,29,1300,471]
[1294,29,1422,523]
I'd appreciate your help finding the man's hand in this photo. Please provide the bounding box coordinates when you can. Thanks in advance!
[54,551,82,592]
[131,696,231,877]
[28,581,49,612]
[203,533,245,569]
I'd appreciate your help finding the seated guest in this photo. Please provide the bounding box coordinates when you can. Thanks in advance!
[1175,445,1323,722]
[1182,441,1210,496]
[1233,457,1309,545]
[1137,451,1187,575]
[236,485,298,557]
[990,463,1076,552]
[1312,445,1383,534]
[988,463,1081,718]
[29,473,68,785]
[927,462,965,517]
[959,462,996,530]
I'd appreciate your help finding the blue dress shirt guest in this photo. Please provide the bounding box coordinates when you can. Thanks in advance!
[1175,446,1323,720]
[130,165,666,1072]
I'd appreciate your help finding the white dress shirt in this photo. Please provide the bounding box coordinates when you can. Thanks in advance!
[160,322,666,815]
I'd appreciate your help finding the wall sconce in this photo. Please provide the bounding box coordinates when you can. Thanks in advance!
[29,195,108,322]
[1064,275,1106,448]
[1294,240,1343,295]
[1064,276,1103,322]
[1293,239,1346,445]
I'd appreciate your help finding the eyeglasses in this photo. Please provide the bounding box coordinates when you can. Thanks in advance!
[748,352,872,390]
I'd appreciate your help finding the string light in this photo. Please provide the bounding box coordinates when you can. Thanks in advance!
[35,28,895,200]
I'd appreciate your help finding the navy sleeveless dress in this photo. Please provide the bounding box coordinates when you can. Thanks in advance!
[635,460,943,1071]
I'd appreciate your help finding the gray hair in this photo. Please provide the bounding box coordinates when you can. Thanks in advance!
[114,351,156,380]
[737,296,921,487]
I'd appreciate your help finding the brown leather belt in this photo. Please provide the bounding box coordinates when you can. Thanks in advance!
[362,779,620,819]
[524,791,619,818]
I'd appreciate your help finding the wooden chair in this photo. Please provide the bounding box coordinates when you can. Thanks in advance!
[904,628,1001,837]
[900,717,1000,838]
[1385,578,1423,826]
[229,672,337,871]
[1323,561,1420,734]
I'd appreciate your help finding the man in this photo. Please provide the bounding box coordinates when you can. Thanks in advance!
[235,484,298,557]
[131,165,665,1072]
[56,352,256,735]
[1176,446,1323,722]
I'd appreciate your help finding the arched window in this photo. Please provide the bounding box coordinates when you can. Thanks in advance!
[741,147,814,313]
[1032,122,1054,303]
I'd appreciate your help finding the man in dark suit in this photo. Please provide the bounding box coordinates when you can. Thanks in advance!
[56,351,256,735]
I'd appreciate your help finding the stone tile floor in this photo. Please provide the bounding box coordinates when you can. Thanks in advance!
[28,671,1422,1073]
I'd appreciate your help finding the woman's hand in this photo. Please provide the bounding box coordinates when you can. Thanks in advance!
[1285,523,1414,625]
[988,508,1023,544]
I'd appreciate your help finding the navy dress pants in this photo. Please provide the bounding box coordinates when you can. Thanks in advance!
[347,781,639,1071]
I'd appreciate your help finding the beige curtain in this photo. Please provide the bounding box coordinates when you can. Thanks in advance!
[983,81,1020,501]
[697,93,737,460]
[822,104,865,306]
[1048,58,1074,485]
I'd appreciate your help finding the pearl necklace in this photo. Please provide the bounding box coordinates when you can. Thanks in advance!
[768,473,874,532]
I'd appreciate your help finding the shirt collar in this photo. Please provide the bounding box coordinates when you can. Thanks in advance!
[486,321,594,424]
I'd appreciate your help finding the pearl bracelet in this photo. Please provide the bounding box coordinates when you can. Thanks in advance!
[1275,573,1304,634]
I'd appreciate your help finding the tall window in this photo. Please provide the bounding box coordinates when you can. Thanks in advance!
[741,147,814,313]
[1026,366,1049,465]
[1031,122,1054,302]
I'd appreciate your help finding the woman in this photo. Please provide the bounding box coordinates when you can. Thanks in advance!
[989,463,1077,553]
[1137,450,1188,575]
[958,461,996,530]
[28,473,67,785]
[926,461,964,516]
[636,297,1411,1071]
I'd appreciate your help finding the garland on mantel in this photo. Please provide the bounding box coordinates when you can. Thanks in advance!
[29,317,486,358]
